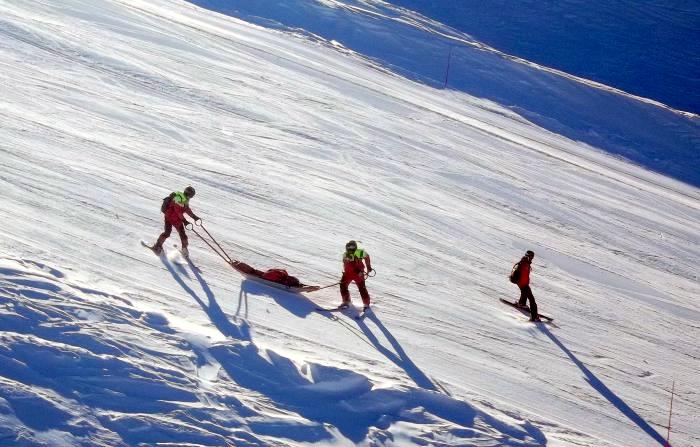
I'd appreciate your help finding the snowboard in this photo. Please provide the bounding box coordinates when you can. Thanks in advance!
[500,298,553,322]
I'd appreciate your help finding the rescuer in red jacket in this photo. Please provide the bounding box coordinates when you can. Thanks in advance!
[153,186,200,256]
[339,240,373,310]
[515,250,539,321]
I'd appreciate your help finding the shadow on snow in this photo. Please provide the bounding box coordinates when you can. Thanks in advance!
[538,324,667,446]
[163,259,545,444]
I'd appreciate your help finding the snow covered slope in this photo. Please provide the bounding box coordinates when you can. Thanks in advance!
[1,0,699,446]
[189,0,700,187]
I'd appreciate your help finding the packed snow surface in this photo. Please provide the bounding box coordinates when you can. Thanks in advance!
[1,1,699,446]
[190,0,700,187]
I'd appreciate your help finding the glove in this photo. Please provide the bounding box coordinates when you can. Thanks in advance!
[183,220,191,227]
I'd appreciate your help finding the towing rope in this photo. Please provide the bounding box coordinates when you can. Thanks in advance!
[185,220,375,292]
[186,221,236,266]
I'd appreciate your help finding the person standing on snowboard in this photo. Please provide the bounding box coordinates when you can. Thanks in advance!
[512,250,539,322]
[153,186,200,256]
[339,240,373,310]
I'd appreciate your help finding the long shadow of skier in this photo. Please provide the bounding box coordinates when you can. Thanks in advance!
[538,324,667,446]
[161,256,250,341]
[238,279,337,321]
[356,311,438,391]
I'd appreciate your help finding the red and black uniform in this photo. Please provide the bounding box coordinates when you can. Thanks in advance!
[516,255,538,320]
[340,248,372,306]
[154,191,198,252]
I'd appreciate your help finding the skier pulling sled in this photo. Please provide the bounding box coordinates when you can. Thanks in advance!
[144,193,366,297]
[147,186,200,257]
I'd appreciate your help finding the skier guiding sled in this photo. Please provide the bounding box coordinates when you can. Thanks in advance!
[150,186,200,257]
[509,250,540,322]
[339,240,373,311]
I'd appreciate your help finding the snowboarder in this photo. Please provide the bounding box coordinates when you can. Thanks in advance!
[152,186,200,257]
[512,250,539,322]
[339,240,373,310]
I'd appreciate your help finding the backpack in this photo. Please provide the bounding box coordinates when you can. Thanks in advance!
[509,262,522,284]
[161,193,175,213]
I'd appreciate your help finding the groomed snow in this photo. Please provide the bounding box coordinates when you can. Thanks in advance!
[1,1,698,446]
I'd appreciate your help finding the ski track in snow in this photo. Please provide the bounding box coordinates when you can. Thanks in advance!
[0,0,699,446]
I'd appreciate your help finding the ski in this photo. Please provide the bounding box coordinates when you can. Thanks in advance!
[499,298,553,322]
[315,305,349,312]
[141,241,162,255]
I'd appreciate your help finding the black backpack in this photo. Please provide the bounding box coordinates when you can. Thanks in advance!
[509,262,522,284]
[161,193,175,213]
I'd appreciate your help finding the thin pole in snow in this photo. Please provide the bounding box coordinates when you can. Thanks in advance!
[443,45,454,89]
[664,379,675,447]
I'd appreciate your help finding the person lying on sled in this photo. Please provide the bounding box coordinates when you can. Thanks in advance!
[231,261,314,289]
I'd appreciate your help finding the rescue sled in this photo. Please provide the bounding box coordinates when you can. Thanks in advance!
[230,261,320,293]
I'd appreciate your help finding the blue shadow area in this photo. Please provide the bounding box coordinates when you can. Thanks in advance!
[188,0,700,187]
[391,0,700,115]
[161,256,250,340]
[159,259,546,444]
[239,278,319,319]
[357,311,437,391]
[209,334,547,444]
[539,325,668,446]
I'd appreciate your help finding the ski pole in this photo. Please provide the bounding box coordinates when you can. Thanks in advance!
[186,221,235,265]
[196,221,235,263]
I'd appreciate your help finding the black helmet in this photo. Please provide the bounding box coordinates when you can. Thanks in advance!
[526,250,535,259]
[184,186,195,198]
[345,240,357,251]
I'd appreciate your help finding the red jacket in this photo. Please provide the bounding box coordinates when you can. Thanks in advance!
[164,196,197,226]
[517,257,531,287]
[343,248,371,278]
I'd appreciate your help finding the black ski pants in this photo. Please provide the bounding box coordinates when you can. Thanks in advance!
[518,285,538,319]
